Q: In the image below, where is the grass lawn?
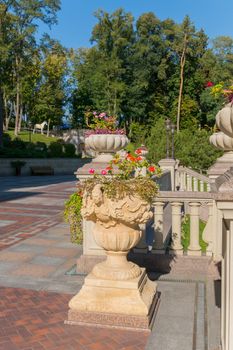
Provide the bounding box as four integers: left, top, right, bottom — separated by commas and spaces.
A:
5, 129, 59, 145
181, 214, 208, 253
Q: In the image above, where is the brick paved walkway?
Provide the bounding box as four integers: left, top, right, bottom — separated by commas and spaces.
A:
0, 287, 148, 350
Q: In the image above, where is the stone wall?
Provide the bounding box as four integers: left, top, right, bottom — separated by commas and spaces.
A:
0, 158, 91, 176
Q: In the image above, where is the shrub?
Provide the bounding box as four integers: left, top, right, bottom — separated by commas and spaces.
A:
35, 142, 47, 152
146, 118, 223, 172
64, 143, 76, 157
48, 142, 63, 157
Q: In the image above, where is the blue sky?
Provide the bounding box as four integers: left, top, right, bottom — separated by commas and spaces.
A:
38, 0, 233, 48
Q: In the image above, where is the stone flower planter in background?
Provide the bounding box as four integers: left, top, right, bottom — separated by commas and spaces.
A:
85, 133, 129, 162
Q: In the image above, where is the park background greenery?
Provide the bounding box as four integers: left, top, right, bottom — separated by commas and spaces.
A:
1, 1, 232, 170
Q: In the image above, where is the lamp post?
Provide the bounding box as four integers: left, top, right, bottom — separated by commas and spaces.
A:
165, 118, 171, 158
171, 123, 175, 159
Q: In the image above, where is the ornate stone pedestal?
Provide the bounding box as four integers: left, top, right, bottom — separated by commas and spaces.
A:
67, 183, 159, 330
66, 269, 158, 330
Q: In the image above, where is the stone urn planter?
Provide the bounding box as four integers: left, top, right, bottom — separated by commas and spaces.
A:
216, 103, 233, 138
85, 133, 129, 162
67, 183, 158, 330
210, 132, 233, 151
208, 104, 233, 179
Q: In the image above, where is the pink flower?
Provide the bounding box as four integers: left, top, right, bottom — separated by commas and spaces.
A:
135, 148, 142, 154
99, 112, 106, 118
101, 169, 107, 175
93, 111, 97, 115
205, 81, 214, 88
89, 168, 95, 174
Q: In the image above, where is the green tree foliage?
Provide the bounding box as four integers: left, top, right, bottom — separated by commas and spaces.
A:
0, 0, 61, 135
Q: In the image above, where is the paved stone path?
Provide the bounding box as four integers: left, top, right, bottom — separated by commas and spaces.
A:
0, 176, 150, 349
0, 176, 76, 249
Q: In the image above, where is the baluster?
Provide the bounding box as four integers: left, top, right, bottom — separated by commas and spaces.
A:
188, 202, 202, 256
175, 171, 180, 190
207, 183, 211, 192
202, 202, 213, 256
170, 202, 183, 255
193, 177, 198, 192
200, 180, 204, 192
179, 172, 185, 191
154, 202, 165, 252
187, 174, 192, 191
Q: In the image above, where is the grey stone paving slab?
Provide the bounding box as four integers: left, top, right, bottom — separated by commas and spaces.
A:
146, 281, 196, 350
55, 241, 77, 248
30, 256, 66, 266
0, 261, 19, 272
8, 244, 46, 253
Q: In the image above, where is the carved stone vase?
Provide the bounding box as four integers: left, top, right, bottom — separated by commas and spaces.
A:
67, 184, 158, 330
208, 104, 233, 179
85, 134, 129, 162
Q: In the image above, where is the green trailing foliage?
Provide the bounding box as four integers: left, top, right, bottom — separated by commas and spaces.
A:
64, 193, 83, 244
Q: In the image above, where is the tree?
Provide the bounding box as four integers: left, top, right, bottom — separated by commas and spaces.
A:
0, 0, 61, 136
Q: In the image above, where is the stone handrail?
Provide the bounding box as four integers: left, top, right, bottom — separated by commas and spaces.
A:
176, 166, 213, 192
152, 191, 215, 257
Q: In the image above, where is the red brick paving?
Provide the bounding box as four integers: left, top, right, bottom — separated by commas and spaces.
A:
0, 287, 148, 350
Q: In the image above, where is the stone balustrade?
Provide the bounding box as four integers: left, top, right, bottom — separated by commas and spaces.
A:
152, 191, 215, 257
176, 166, 213, 192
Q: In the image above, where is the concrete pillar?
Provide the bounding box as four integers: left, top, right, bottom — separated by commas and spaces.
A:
221, 221, 233, 350
188, 202, 202, 256
154, 202, 165, 251
158, 159, 177, 191
170, 202, 183, 255
207, 183, 211, 192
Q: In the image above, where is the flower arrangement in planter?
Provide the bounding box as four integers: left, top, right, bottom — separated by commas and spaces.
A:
210, 82, 233, 104
209, 82, 233, 138
68, 148, 160, 273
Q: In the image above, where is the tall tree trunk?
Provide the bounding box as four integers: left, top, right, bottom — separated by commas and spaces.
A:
113, 88, 117, 116
47, 118, 50, 137
3, 92, 12, 131
0, 89, 3, 147
176, 34, 188, 133
14, 56, 20, 136
18, 104, 23, 132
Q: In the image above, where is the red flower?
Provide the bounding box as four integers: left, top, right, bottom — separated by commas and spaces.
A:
89, 168, 95, 174
136, 156, 143, 161
101, 169, 107, 175
127, 154, 136, 162
135, 148, 142, 154
106, 166, 112, 171
148, 166, 156, 173
205, 81, 214, 88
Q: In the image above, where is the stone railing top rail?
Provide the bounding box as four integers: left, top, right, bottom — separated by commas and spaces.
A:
153, 190, 214, 203
177, 166, 212, 183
